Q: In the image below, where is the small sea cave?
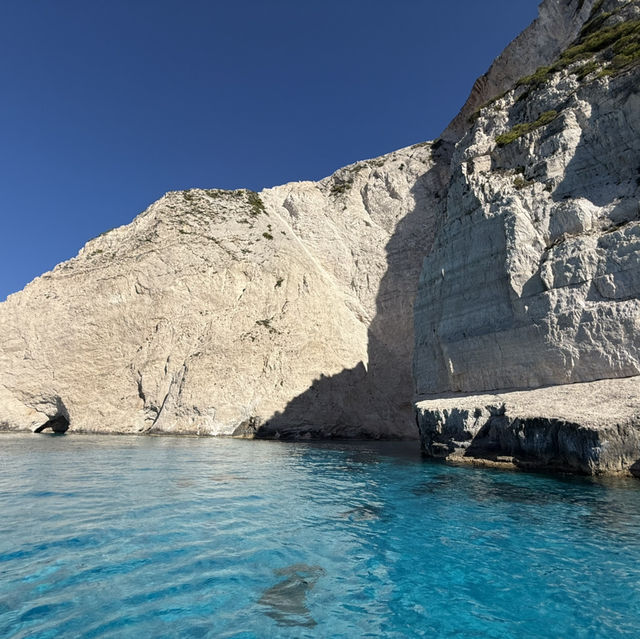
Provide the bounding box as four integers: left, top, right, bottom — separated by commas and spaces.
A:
34, 415, 70, 434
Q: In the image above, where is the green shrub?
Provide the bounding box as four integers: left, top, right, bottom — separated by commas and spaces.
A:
516, 65, 553, 89
513, 17, 640, 92
514, 176, 534, 190
610, 43, 640, 70
495, 110, 558, 147
575, 60, 599, 79
262, 232, 273, 240
330, 181, 351, 196
579, 10, 613, 39
246, 191, 266, 216
613, 30, 640, 56
559, 20, 640, 67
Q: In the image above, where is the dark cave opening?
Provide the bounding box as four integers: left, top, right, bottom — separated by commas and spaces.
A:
34, 415, 70, 434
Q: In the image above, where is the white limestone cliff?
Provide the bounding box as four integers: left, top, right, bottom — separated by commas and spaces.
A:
414, 0, 640, 474
415, 65, 640, 394
0, 145, 445, 438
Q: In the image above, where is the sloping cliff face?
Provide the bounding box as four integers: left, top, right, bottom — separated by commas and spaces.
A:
442, 0, 596, 141
414, 0, 640, 474
0, 144, 446, 438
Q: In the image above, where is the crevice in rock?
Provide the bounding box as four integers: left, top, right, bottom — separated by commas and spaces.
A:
135, 372, 146, 403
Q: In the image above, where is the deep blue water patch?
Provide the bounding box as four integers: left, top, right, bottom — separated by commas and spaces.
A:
0, 433, 639, 638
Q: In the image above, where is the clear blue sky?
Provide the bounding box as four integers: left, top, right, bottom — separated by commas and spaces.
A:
0, 0, 538, 300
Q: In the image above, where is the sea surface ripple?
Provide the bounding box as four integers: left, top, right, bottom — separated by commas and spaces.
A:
1, 434, 639, 638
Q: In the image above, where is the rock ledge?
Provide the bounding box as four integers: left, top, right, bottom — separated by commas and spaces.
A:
415, 376, 640, 476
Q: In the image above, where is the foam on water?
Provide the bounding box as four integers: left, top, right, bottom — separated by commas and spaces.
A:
1, 434, 639, 638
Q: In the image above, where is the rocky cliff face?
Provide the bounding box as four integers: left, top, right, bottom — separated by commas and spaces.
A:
0, 144, 446, 438
1, 0, 639, 474
442, 0, 597, 141
414, 0, 640, 474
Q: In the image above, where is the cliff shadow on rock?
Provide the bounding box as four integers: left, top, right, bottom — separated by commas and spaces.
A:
251, 143, 454, 441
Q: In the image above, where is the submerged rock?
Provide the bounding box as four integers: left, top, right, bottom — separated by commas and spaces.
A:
258, 564, 325, 628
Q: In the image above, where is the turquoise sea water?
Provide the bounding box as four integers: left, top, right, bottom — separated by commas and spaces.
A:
1, 434, 639, 638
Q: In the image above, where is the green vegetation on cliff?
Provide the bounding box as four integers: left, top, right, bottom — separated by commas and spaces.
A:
515, 15, 640, 94
495, 110, 558, 147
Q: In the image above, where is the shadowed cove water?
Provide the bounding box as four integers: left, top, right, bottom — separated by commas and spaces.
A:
1, 434, 639, 638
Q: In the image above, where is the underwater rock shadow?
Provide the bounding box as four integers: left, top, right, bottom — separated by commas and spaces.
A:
338, 503, 386, 522
258, 564, 325, 628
